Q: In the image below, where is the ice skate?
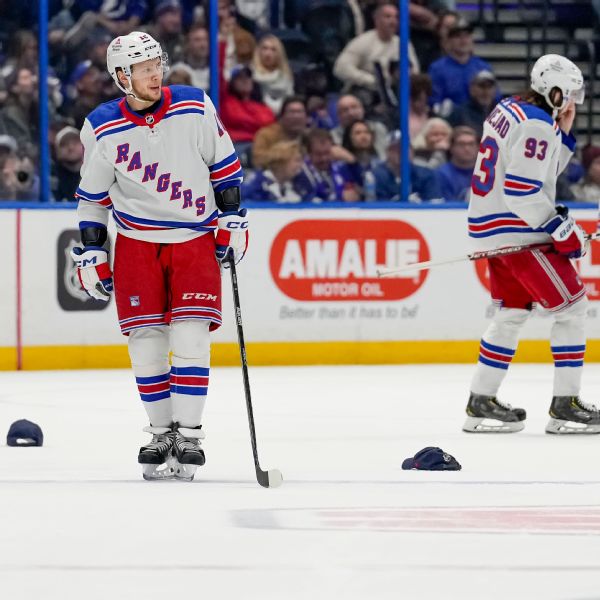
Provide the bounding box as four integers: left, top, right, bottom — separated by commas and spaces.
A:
138, 426, 176, 480
172, 424, 206, 481
545, 396, 600, 434
463, 393, 526, 433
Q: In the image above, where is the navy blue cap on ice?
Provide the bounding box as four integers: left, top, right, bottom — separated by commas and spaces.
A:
402, 447, 461, 471
6, 419, 44, 447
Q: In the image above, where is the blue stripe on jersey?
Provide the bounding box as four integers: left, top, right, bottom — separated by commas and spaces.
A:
500, 102, 522, 123
468, 212, 522, 224
164, 108, 205, 120
209, 152, 238, 173
113, 208, 218, 230
212, 172, 244, 193
85, 98, 123, 130
79, 220, 107, 231
96, 123, 137, 141
505, 173, 543, 187
469, 226, 537, 238
75, 187, 109, 201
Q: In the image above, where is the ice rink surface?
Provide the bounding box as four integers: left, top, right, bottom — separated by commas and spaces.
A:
1, 364, 599, 600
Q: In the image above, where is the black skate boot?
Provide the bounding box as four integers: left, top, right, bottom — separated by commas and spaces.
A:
463, 393, 526, 433
546, 396, 600, 434
138, 425, 176, 481
172, 424, 205, 481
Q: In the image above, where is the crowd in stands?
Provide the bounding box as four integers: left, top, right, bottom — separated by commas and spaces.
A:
0, 0, 598, 204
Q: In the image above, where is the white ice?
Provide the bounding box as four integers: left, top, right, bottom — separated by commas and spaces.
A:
1, 364, 600, 600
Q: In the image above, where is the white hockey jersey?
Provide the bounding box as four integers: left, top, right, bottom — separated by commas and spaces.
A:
75, 85, 243, 243
468, 97, 576, 250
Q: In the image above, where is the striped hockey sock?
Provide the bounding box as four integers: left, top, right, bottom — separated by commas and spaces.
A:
170, 365, 209, 428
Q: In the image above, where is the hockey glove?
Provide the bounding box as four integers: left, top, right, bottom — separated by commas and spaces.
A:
215, 208, 249, 266
541, 205, 587, 259
70, 246, 114, 301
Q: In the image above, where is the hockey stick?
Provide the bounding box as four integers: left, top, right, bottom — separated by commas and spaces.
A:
377, 232, 599, 278
227, 255, 283, 488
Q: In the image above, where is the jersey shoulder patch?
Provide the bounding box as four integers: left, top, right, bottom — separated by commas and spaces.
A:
86, 98, 123, 131
169, 85, 205, 105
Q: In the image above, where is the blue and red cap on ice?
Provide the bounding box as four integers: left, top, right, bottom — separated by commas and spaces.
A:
401, 447, 461, 471
6, 419, 44, 447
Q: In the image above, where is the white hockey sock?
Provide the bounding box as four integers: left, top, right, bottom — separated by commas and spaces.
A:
170, 320, 211, 428
550, 297, 587, 396
470, 308, 530, 397
128, 326, 172, 427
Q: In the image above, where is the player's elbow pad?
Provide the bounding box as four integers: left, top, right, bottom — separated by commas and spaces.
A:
215, 186, 241, 213
81, 225, 108, 248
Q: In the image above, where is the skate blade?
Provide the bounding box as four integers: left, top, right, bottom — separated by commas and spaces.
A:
173, 462, 198, 482
463, 416, 525, 433
142, 457, 177, 481
545, 418, 600, 435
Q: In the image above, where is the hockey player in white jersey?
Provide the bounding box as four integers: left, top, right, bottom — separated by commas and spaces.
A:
70, 32, 248, 479
464, 54, 600, 434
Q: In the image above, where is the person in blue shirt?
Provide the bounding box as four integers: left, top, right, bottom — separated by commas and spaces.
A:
373, 131, 441, 202
428, 19, 495, 115
242, 140, 304, 203
435, 125, 479, 202
293, 129, 359, 202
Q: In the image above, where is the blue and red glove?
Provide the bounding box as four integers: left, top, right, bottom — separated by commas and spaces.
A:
70, 246, 113, 301
215, 208, 249, 266
541, 205, 587, 259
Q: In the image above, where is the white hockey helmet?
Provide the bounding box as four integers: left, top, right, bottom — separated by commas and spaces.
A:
530, 54, 584, 111
106, 32, 168, 96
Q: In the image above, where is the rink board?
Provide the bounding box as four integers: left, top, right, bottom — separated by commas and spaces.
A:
1, 204, 599, 369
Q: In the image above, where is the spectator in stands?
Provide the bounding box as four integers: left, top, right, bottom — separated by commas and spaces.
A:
342, 119, 379, 192
52, 126, 84, 202
0, 67, 39, 154
64, 60, 105, 130
145, 0, 185, 64
0, 151, 39, 201
409, 73, 433, 139
0, 135, 17, 172
570, 145, 600, 203
252, 96, 308, 169
412, 117, 451, 169
334, 3, 420, 108
331, 94, 389, 159
61, 1, 148, 49
447, 70, 496, 137
242, 140, 304, 203
219, 64, 275, 146
409, 1, 454, 70
294, 129, 358, 203
251, 34, 294, 115
437, 10, 459, 54
165, 63, 193, 86
172, 25, 209, 90
219, 1, 256, 71
428, 18, 493, 115
373, 130, 441, 202
435, 125, 478, 201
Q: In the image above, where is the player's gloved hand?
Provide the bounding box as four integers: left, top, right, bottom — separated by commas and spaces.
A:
541, 205, 587, 259
70, 246, 114, 301
215, 208, 249, 267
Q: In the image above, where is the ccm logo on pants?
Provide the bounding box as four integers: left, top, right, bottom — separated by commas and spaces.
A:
182, 292, 218, 301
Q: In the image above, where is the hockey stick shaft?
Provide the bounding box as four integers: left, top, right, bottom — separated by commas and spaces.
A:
377, 233, 599, 277
227, 256, 282, 488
